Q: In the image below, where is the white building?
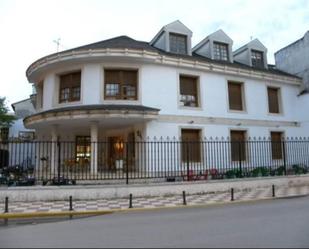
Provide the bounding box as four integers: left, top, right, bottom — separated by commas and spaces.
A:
22, 21, 309, 177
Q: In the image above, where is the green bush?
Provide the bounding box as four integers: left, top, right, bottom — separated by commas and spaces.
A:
251, 167, 270, 177
292, 164, 308, 175
275, 166, 285, 176
225, 169, 242, 179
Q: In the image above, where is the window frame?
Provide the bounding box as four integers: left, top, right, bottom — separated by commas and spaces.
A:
75, 136, 91, 162
0, 127, 9, 142
227, 81, 246, 112
230, 129, 247, 162
104, 69, 138, 101
181, 128, 202, 163
270, 131, 284, 160
59, 71, 81, 103
213, 41, 229, 61
179, 74, 200, 108
251, 49, 264, 68
169, 32, 188, 55
267, 86, 282, 115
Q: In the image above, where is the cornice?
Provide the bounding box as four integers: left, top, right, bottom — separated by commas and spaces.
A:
27, 48, 302, 86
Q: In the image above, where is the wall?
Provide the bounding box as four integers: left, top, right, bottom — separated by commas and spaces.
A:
34, 61, 307, 139
275, 32, 309, 89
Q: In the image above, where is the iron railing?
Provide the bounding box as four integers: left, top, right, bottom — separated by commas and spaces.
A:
0, 138, 309, 185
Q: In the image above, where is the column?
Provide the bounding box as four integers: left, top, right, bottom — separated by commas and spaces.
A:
50, 125, 58, 175
90, 122, 99, 175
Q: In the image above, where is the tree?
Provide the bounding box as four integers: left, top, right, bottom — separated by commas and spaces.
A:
0, 97, 16, 129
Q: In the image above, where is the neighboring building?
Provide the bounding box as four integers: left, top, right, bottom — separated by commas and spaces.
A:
0, 99, 35, 142
275, 31, 309, 91
275, 31, 309, 134
10, 99, 36, 140
22, 20, 308, 175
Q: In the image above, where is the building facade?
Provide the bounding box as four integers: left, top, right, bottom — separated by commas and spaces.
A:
22, 21, 309, 176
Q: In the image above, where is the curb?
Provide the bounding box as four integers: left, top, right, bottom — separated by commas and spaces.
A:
1, 194, 307, 220
0, 196, 277, 220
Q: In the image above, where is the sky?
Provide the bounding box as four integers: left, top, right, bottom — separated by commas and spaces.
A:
0, 0, 308, 109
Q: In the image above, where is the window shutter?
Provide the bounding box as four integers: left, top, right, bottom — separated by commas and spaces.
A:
105, 70, 121, 84
230, 130, 246, 161
271, 132, 283, 159
268, 88, 280, 113
181, 129, 201, 162
228, 82, 243, 111
123, 71, 137, 85
180, 76, 197, 95
60, 72, 81, 88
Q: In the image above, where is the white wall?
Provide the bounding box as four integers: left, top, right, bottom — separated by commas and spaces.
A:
35, 61, 308, 138
82, 64, 102, 105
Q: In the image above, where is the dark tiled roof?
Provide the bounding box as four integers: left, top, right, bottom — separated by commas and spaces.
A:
30, 104, 160, 116
63, 36, 158, 52
30, 35, 301, 79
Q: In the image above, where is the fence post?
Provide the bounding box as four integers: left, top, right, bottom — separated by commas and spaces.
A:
238, 141, 243, 178
183, 191, 187, 206
126, 142, 129, 185
282, 140, 287, 175
129, 194, 133, 208
231, 188, 234, 201
4, 197, 9, 213
57, 141, 61, 183
69, 196, 73, 211
272, 185, 275, 198
186, 141, 190, 181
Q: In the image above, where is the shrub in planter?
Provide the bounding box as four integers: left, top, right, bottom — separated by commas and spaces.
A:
251, 167, 270, 177
292, 164, 308, 175
225, 169, 242, 179
275, 166, 285, 176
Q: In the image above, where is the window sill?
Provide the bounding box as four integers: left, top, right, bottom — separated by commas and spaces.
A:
102, 99, 141, 105
228, 109, 247, 114
178, 105, 203, 111
267, 112, 284, 117
55, 101, 82, 108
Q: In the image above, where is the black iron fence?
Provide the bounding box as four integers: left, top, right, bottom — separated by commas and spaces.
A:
0, 138, 309, 186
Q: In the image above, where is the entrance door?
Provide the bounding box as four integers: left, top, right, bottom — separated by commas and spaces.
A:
108, 137, 124, 171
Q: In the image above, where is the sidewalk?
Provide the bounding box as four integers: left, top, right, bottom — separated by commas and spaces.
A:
1, 185, 309, 215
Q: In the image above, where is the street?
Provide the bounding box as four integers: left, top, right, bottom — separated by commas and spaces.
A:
1, 196, 309, 248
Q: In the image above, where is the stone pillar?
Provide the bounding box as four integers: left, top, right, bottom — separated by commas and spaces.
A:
90, 122, 99, 175
50, 125, 58, 175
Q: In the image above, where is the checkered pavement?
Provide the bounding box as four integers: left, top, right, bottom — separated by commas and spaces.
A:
1, 186, 309, 214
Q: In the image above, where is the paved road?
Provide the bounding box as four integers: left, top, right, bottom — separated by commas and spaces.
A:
1, 197, 309, 248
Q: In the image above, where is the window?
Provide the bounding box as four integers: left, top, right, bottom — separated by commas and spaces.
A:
180, 76, 199, 107
271, 132, 283, 160
267, 87, 281, 114
0, 127, 9, 141
181, 129, 201, 162
104, 70, 138, 100
230, 130, 247, 161
19, 131, 35, 141
213, 42, 229, 61
76, 136, 91, 162
251, 50, 264, 68
228, 81, 244, 111
169, 33, 187, 54
59, 72, 81, 103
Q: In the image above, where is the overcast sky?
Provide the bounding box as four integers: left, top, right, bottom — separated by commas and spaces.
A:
0, 0, 308, 109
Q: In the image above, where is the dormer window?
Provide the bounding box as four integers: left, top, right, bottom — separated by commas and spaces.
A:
213, 42, 229, 61
251, 50, 264, 68
169, 33, 187, 54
